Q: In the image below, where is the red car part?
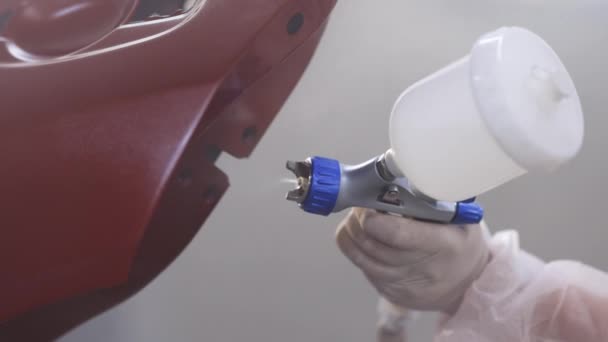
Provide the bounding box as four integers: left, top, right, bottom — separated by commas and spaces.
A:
0, 0, 336, 340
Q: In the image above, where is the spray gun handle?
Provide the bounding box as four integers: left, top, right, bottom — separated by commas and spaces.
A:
285, 155, 484, 224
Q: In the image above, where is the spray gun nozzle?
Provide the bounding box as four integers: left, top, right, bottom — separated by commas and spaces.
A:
285, 160, 312, 203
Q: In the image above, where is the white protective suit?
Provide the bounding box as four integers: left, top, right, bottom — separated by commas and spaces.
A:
379, 230, 608, 341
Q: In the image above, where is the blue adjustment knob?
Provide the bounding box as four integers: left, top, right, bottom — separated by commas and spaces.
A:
452, 202, 484, 224
301, 156, 341, 216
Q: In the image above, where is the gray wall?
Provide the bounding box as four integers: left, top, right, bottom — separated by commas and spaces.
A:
61, 1, 608, 341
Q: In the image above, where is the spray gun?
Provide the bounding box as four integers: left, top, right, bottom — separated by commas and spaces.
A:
284, 27, 584, 226
285, 151, 483, 224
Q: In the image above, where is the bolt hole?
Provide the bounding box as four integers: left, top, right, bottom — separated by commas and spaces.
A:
204, 186, 219, 205
0, 10, 13, 31
205, 145, 221, 162
287, 12, 304, 35
242, 126, 258, 145
177, 168, 193, 187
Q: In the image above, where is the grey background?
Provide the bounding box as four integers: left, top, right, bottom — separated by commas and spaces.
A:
61, 1, 608, 341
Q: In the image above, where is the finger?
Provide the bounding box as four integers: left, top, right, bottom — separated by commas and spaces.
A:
336, 222, 399, 280
432, 222, 482, 256
353, 209, 440, 251
343, 213, 412, 266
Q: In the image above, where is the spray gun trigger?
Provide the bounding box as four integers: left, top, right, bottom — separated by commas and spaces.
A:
380, 185, 402, 206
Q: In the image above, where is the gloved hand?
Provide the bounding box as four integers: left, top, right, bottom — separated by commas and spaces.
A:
336, 208, 491, 313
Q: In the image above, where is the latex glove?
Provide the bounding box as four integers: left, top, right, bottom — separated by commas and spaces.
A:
336, 208, 490, 313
